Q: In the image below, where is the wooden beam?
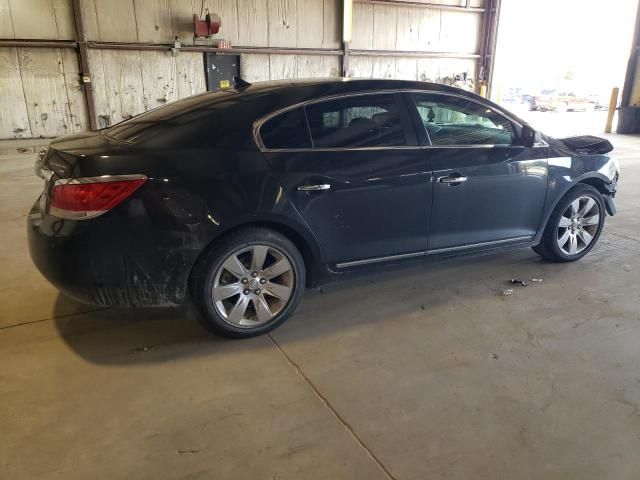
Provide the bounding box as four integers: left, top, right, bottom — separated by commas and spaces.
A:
0, 40, 343, 57
350, 49, 480, 59
0, 39, 482, 62
477, 0, 501, 96
0, 39, 77, 48
354, 0, 484, 13
621, 0, 640, 107
72, 0, 98, 131
342, 41, 351, 76
342, 0, 353, 76
92, 43, 344, 56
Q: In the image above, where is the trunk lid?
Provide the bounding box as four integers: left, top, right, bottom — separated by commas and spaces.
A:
39, 131, 131, 179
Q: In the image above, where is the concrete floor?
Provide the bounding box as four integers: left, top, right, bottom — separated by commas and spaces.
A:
1, 134, 640, 480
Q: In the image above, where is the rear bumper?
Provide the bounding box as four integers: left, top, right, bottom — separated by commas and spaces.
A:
27, 198, 191, 307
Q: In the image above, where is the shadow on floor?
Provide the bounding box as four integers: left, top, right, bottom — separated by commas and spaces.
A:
53, 248, 550, 366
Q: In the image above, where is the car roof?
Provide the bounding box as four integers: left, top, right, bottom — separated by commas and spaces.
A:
231, 77, 469, 98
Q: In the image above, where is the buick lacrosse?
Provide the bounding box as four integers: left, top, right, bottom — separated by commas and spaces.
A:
28, 79, 619, 337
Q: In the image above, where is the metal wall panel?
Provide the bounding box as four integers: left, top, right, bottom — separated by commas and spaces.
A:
0, 0, 482, 138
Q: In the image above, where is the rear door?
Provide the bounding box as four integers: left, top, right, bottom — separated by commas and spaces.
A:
407, 92, 549, 250
259, 92, 433, 267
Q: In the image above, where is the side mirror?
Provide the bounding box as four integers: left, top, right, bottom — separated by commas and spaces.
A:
520, 125, 541, 147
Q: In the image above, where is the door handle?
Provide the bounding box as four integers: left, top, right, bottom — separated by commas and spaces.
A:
438, 175, 468, 185
297, 184, 331, 192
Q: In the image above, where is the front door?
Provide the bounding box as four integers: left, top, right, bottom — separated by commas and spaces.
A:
407, 92, 548, 250
259, 92, 432, 267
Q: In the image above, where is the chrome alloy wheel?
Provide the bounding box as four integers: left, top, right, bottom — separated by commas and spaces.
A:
212, 245, 294, 327
556, 195, 601, 255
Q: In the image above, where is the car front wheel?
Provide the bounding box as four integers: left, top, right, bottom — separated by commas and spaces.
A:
191, 227, 305, 337
533, 184, 605, 262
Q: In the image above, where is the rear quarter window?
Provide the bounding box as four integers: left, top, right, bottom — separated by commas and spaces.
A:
260, 108, 311, 149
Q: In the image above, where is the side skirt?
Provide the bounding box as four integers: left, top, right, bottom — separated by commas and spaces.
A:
316, 238, 535, 289
334, 236, 533, 270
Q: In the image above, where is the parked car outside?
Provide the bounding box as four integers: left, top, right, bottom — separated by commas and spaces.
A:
29, 79, 620, 337
530, 90, 597, 112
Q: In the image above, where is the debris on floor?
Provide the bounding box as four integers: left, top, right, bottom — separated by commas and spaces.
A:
177, 449, 200, 455
500, 276, 546, 296
490, 353, 499, 360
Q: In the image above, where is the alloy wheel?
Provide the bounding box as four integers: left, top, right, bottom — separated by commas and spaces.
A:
212, 245, 294, 327
556, 195, 601, 255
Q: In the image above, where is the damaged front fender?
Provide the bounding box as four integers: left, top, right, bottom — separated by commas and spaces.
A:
533, 136, 620, 244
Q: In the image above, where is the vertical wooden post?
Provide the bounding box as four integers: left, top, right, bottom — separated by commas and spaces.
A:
620, 1, 640, 108
342, 0, 352, 77
477, 0, 501, 97
72, 0, 98, 130
618, 0, 640, 132
342, 41, 350, 77
605, 87, 620, 133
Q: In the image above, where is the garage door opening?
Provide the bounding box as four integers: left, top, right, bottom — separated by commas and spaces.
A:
491, 0, 638, 137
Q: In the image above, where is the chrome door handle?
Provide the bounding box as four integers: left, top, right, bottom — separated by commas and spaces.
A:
297, 184, 331, 192
438, 175, 468, 184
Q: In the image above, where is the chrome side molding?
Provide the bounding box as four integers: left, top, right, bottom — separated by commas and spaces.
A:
335, 235, 533, 269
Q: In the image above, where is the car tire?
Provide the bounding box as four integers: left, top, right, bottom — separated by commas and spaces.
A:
190, 227, 306, 338
532, 184, 606, 263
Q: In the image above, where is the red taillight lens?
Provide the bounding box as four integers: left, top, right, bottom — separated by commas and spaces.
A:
50, 176, 146, 220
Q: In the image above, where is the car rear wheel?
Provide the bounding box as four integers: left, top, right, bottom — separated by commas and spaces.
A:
533, 184, 605, 262
191, 227, 305, 337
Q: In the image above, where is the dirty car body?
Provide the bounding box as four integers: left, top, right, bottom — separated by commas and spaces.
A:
28, 79, 619, 308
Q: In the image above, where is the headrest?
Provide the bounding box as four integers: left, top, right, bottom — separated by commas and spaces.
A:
348, 117, 377, 128
373, 112, 397, 126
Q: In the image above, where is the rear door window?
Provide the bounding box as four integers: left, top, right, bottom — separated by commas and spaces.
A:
305, 93, 412, 148
260, 107, 311, 149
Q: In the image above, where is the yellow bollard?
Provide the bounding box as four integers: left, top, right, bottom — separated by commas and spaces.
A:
479, 84, 487, 98
604, 87, 619, 133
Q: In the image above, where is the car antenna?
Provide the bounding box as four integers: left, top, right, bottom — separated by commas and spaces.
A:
234, 76, 252, 90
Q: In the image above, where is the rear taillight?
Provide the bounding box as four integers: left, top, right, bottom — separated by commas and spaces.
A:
49, 175, 147, 220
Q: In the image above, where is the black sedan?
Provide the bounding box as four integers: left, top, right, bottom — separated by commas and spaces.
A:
28, 79, 620, 337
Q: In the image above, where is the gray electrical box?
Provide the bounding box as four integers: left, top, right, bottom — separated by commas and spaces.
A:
205, 54, 240, 91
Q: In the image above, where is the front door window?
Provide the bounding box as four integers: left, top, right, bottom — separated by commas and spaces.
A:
412, 94, 516, 146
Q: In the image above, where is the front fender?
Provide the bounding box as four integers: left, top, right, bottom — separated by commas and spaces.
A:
533, 154, 619, 244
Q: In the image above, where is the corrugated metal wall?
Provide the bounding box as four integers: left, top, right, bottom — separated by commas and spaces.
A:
350, 1, 480, 82
0, 0, 483, 139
